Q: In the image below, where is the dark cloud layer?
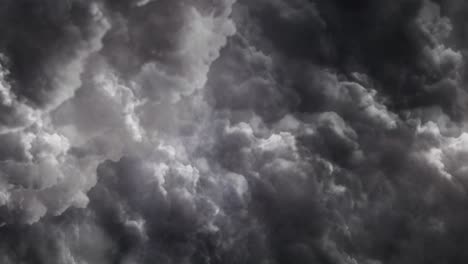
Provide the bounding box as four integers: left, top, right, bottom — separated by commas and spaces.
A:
0, 0, 468, 263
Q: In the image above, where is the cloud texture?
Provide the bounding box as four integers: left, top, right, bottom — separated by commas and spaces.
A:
1, 0, 468, 263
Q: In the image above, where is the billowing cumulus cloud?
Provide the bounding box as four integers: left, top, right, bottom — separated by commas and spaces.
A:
1, 0, 468, 263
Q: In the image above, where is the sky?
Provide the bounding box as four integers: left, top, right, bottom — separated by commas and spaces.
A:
0, 0, 468, 263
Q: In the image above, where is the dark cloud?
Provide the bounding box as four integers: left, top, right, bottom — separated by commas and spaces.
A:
0, 0, 467, 263
233, 0, 468, 121
0, 0, 109, 108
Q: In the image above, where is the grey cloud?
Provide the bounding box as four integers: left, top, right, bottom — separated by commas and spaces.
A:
1, 0, 468, 264
0, 0, 110, 109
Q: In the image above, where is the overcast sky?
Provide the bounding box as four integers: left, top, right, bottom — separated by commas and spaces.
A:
0, 0, 468, 263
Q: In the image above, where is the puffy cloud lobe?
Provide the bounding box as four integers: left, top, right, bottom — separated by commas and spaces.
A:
0, 123, 100, 225
100, 0, 236, 103
0, 0, 110, 109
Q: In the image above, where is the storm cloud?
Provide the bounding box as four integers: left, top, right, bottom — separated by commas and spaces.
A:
0, 0, 468, 263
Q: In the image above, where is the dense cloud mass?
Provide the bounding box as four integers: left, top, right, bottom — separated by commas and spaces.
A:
1, 0, 468, 263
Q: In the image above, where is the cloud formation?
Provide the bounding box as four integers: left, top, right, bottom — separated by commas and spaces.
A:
0, 0, 468, 263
